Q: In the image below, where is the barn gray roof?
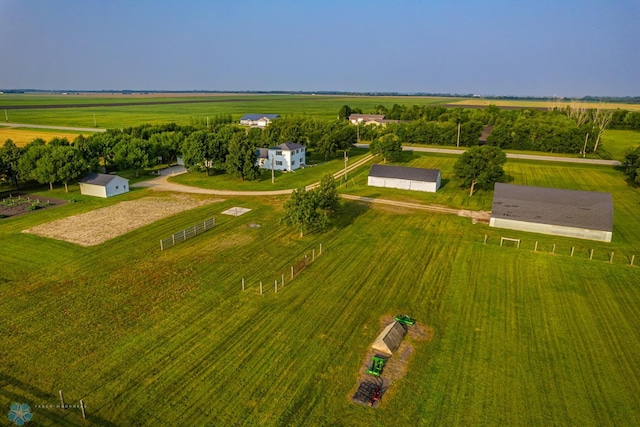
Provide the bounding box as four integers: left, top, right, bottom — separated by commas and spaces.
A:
240, 114, 280, 121
274, 142, 305, 151
80, 173, 127, 186
369, 164, 440, 182
491, 183, 613, 231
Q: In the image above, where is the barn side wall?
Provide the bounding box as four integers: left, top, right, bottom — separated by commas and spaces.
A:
79, 183, 107, 198
105, 178, 129, 198
367, 177, 438, 193
490, 217, 612, 242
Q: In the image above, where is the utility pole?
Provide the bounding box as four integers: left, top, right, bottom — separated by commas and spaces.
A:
271, 155, 275, 184
582, 133, 589, 158
456, 121, 461, 147
344, 150, 348, 187
356, 123, 360, 143
4, 109, 8, 121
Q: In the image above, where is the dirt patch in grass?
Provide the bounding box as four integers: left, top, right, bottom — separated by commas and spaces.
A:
0, 194, 66, 219
351, 315, 434, 407
22, 195, 223, 246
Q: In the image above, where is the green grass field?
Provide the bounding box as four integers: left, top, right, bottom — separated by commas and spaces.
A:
1, 150, 640, 425
601, 129, 640, 160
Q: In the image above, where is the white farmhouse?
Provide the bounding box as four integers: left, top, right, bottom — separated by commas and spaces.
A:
79, 173, 129, 198
240, 114, 280, 127
256, 142, 306, 172
368, 164, 441, 192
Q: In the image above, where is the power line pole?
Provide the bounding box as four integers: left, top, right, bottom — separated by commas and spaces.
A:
271, 155, 275, 184
344, 150, 348, 187
456, 121, 461, 147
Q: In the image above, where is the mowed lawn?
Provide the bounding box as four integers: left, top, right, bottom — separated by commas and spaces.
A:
1, 160, 640, 425
601, 129, 640, 161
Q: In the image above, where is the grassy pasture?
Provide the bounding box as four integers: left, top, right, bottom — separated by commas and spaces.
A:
0, 127, 96, 147
1, 154, 640, 425
601, 129, 640, 160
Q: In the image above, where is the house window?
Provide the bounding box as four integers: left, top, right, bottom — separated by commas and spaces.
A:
115, 186, 119, 189
276, 161, 283, 166
292, 160, 295, 165
276, 150, 282, 156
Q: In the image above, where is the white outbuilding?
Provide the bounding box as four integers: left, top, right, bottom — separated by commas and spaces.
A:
490, 183, 614, 242
368, 164, 441, 192
79, 173, 129, 198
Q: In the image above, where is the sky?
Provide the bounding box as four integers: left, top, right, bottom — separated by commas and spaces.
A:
1, 0, 639, 97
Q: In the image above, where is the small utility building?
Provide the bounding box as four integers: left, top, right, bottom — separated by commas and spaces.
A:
490, 183, 613, 242
79, 173, 129, 198
372, 321, 407, 357
368, 164, 441, 193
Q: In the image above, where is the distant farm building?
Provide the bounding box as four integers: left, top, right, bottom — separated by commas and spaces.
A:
79, 173, 129, 198
349, 113, 398, 126
372, 321, 407, 356
490, 183, 613, 242
256, 142, 306, 172
368, 164, 441, 193
240, 114, 280, 127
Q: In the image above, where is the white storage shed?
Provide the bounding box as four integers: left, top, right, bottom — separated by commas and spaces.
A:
79, 173, 130, 198
368, 164, 441, 192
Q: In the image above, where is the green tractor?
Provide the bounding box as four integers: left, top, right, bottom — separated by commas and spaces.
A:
365, 356, 386, 377
395, 314, 416, 326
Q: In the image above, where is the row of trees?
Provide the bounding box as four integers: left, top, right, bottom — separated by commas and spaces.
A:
622, 146, 640, 183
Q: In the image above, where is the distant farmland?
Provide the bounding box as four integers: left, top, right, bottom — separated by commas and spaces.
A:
0, 127, 96, 146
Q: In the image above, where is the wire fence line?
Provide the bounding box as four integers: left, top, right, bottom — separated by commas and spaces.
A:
160, 217, 215, 250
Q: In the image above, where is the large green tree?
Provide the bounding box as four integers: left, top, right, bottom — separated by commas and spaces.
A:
0, 139, 22, 189
52, 146, 88, 192
454, 145, 507, 196
225, 132, 259, 181
315, 174, 340, 216
281, 187, 327, 237
370, 133, 402, 163
622, 146, 640, 183
114, 136, 155, 177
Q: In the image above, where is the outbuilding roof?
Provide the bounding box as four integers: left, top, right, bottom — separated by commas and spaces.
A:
491, 183, 613, 231
349, 114, 386, 121
79, 173, 127, 186
240, 114, 280, 121
368, 164, 440, 182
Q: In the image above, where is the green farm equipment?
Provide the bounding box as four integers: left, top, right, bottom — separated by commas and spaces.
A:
365, 356, 386, 377
395, 314, 416, 326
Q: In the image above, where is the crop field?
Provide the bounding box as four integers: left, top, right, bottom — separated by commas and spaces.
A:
1, 150, 640, 425
0, 127, 96, 146
1, 94, 452, 129
449, 98, 640, 111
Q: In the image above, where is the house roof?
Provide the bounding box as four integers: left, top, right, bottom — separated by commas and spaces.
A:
369, 164, 440, 182
349, 114, 386, 121
79, 173, 127, 186
273, 142, 305, 151
491, 183, 613, 231
240, 114, 280, 121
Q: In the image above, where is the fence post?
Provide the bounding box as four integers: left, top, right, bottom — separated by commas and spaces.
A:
610, 252, 614, 264
282, 274, 285, 288
183, 229, 187, 241
319, 243, 322, 255
552, 244, 556, 254
631, 255, 635, 267
291, 266, 294, 279
275, 280, 278, 293
534, 241, 538, 252
242, 278, 245, 291
571, 247, 574, 257
172, 234, 175, 245
313, 249, 315, 261
260, 281, 263, 295
59, 390, 65, 409
590, 249, 594, 260
80, 400, 86, 419
160, 240, 164, 251
484, 234, 488, 245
